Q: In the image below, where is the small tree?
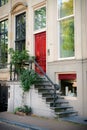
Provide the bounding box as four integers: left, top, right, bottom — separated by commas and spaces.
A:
8, 48, 40, 92
9, 48, 42, 108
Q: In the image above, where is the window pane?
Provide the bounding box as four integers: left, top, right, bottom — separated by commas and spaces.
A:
5, 0, 8, 3
0, 20, 8, 67
1, 21, 4, 33
34, 7, 46, 30
1, 0, 4, 6
5, 20, 8, 32
21, 13, 26, 24
60, 17, 74, 58
16, 27, 20, 40
1, 35, 4, 45
16, 13, 26, 51
0, 0, 8, 6
15, 41, 25, 51
58, 0, 73, 18
5, 33, 8, 44
16, 13, 26, 41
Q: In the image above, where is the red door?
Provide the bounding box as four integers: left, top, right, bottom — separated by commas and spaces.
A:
35, 32, 46, 74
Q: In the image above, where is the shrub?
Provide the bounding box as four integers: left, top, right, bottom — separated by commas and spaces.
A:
20, 69, 40, 92
8, 48, 40, 91
14, 105, 32, 115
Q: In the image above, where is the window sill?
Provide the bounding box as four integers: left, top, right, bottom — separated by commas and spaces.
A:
58, 56, 75, 61
64, 96, 77, 100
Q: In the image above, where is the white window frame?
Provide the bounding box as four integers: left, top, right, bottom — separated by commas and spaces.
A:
57, 0, 75, 60
33, 5, 46, 34
0, 19, 8, 68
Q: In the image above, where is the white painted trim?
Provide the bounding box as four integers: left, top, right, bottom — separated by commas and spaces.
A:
33, 4, 47, 72
33, 1, 46, 10
0, 14, 8, 22
58, 56, 75, 61
64, 96, 77, 100
58, 14, 74, 21
33, 28, 46, 34
57, 0, 75, 60
13, 10, 26, 17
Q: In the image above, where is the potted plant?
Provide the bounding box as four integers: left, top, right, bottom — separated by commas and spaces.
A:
14, 105, 32, 116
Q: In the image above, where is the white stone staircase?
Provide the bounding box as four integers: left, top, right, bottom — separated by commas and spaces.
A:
34, 77, 78, 118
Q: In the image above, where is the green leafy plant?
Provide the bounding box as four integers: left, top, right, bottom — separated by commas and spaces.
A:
8, 48, 34, 74
23, 105, 32, 114
8, 48, 41, 92
20, 69, 40, 92
9, 48, 42, 113
14, 105, 32, 115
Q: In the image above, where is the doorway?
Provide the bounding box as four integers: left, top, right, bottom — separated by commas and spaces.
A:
35, 31, 46, 74
0, 84, 8, 112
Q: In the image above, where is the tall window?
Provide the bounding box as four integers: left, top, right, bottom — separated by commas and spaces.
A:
0, 20, 8, 68
0, 0, 8, 7
15, 12, 26, 51
34, 6, 46, 31
58, 0, 74, 58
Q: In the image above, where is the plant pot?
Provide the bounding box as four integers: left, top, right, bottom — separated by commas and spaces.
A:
15, 111, 26, 116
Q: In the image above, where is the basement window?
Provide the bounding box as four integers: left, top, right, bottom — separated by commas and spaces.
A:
58, 73, 77, 97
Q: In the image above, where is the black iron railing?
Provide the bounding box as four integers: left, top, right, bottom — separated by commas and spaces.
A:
34, 60, 60, 106
9, 60, 60, 106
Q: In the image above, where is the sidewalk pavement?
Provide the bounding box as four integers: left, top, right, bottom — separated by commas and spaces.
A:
0, 112, 87, 130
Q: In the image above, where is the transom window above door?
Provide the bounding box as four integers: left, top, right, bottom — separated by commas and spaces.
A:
34, 6, 46, 31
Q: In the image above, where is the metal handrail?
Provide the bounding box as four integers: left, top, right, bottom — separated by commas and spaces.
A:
0, 61, 60, 90
34, 60, 60, 107
34, 60, 54, 85
9, 60, 60, 106
34, 60, 60, 90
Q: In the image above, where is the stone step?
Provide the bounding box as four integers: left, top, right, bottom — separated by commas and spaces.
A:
50, 100, 69, 107
38, 88, 54, 93
35, 84, 52, 88
35, 77, 78, 119
56, 110, 78, 118
35, 80, 51, 85
41, 92, 61, 97
51, 106, 73, 112
45, 96, 64, 102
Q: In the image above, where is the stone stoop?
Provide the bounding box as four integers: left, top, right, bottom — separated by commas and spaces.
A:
34, 77, 78, 118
